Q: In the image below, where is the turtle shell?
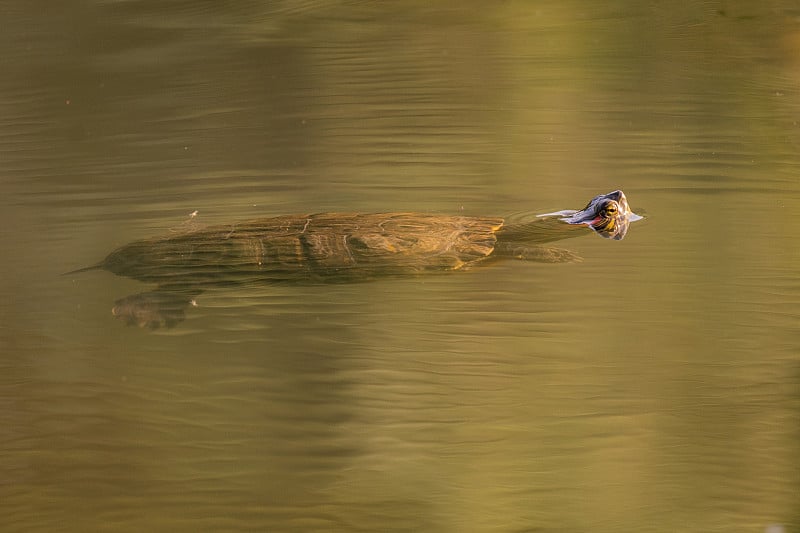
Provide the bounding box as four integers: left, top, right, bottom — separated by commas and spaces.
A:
99, 212, 506, 284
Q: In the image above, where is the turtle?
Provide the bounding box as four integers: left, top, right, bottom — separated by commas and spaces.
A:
66, 190, 641, 328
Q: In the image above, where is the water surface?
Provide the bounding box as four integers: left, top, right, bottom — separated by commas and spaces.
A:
2, 1, 799, 532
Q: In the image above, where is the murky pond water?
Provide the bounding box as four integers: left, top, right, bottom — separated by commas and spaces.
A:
2, 2, 799, 532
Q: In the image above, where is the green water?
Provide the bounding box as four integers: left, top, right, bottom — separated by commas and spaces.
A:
1, 2, 798, 532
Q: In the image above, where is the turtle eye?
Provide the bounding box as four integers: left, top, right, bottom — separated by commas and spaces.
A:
602, 202, 618, 217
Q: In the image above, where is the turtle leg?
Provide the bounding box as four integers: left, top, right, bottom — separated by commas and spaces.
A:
494, 243, 582, 264
112, 287, 201, 329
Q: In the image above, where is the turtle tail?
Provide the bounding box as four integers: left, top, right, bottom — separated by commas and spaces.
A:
61, 262, 105, 276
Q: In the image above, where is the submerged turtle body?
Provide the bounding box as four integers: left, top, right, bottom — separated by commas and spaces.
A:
100, 212, 508, 284
70, 190, 640, 328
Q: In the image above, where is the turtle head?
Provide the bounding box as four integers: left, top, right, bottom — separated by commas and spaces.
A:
563, 190, 641, 240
